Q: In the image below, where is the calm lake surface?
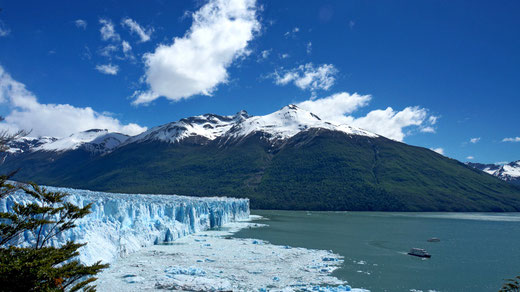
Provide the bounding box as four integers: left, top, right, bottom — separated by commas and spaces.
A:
233, 210, 520, 292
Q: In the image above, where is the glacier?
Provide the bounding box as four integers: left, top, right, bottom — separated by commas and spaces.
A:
0, 185, 249, 265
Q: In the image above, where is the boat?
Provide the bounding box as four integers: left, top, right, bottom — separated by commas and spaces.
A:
408, 248, 431, 258
427, 237, 440, 242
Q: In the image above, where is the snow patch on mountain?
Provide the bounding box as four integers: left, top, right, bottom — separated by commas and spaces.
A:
35, 129, 129, 152
468, 160, 520, 183
4, 136, 57, 154
495, 161, 520, 180
0, 186, 249, 265
124, 111, 248, 145
227, 104, 377, 141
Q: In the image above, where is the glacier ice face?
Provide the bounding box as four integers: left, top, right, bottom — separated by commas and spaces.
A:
0, 186, 249, 265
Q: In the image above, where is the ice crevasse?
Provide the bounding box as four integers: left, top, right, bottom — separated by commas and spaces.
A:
0, 186, 250, 265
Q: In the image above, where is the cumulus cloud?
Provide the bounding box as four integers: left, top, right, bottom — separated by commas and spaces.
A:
0, 66, 145, 137
297, 92, 371, 123
295, 92, 436, 141
95, 64, 119, 75
466, 156, 474, 160
431, 148, 444, 155
99, 19, 120, 41
273, 63, 337, 92
502, 137, 520, 142
75, 19, 87, 30
470, 137, 480, 144
347, 106, 429, 141
133, 0, 260, 105
121, 18, 152, 42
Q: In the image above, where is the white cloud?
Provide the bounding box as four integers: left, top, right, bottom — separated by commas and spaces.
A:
284, 27, 299, 37
428, 115, 438, 125
99, 41, 133, 60
99, 19, 120, 41
95, 64, 119, 75
466, 156, 474, 160
0, 21, 10, 37
502, 137, 520, 142
297, 92, 371, 123
273, 63, 337, 92
122, 41, 132, 53
348, 106, 428, 141
0, 66, 146, 137
470, 137, 480, 144
99, 44, 118, 57
121, 40, 134, 59
280, 53, 290, 59
259, 49, 271, 60
349, 20, 355, 30
75, 19, 87, 30
295, 92, 436, 141
121, 18, 152, 42
420, 126, 435, 133
0, 28, 9, 37
306, 42, 312, 54
431, 147, 444, 155
133, 0, 260, 105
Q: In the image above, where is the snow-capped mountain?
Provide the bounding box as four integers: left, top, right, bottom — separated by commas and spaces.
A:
4, 136, 58, 154
124, 104, 377, 146
468, 161, 520, 185
5, 129, 129, 155
6, 105, 377, 155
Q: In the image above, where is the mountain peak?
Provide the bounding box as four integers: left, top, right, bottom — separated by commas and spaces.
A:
6, 105, 379, 154
468, 160, 520, 185
35, 129, 128, 152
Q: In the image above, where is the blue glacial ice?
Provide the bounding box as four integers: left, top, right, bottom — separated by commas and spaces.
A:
0, 185, 249, 265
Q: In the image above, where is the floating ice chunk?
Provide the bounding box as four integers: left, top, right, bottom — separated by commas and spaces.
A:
122, 275, 144, 284
301, 285, 353, 291
156, 274, 232, 291
164, 266, 206, 276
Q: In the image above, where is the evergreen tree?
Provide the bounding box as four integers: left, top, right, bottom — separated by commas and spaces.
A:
500, 276, 520, 292
0, 128, 108, 291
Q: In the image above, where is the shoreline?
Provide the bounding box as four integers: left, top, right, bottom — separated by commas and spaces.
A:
96, 216, 368, 292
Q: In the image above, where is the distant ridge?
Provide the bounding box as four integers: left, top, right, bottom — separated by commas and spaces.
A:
467, 161, 520, 185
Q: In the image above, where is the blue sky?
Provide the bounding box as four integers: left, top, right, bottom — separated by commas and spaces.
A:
0, 0, 518, 163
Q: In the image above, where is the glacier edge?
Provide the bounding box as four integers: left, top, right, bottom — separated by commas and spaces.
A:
0, 186, 249, 265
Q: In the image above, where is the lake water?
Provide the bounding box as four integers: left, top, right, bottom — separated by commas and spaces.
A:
233, 210, 520, 292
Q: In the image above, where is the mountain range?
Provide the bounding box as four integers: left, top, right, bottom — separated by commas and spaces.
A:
467, 161, 520, 185
2, 105, 520, 211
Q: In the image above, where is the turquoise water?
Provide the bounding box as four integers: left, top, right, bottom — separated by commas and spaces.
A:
233, 211, 520, 292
